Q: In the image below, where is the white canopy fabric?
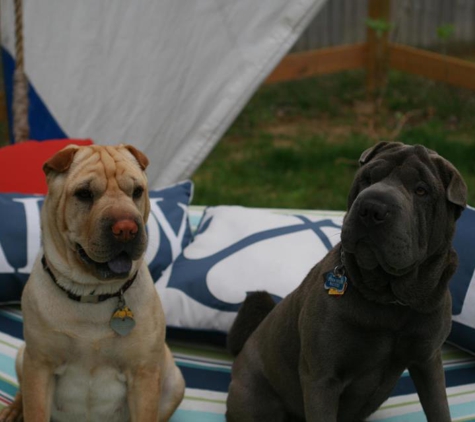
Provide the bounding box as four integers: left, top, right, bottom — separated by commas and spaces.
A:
1, 0, 327, 189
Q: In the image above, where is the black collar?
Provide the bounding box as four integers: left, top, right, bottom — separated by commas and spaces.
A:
41, 256, 138, 303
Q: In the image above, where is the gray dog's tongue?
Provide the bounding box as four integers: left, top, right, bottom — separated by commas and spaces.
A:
107, 252, 132, 274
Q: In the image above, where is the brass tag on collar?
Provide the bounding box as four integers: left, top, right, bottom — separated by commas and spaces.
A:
110, 293, 136, 337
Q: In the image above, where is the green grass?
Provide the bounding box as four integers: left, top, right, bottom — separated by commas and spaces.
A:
193, 70, 475, 210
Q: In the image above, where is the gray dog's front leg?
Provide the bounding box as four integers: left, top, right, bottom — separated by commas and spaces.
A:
300, 359, 341, 422
408, 350, 451, 422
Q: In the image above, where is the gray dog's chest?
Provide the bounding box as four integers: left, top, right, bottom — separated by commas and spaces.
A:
311, 289, 447, 371
326, 324, 425, 380
260, 278, 448, 418
328, 322, 439, 418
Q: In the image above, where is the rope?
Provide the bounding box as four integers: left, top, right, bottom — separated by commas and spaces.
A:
12, 0, 29, 143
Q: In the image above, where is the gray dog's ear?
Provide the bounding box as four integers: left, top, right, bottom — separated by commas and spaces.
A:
43, 146, 79, 176
359, 141, 403, 166
446, 168, 467, 209
124, 145, 149, 171
429, 151, 467, 209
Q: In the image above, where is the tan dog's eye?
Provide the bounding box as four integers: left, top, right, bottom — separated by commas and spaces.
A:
75, 188, 94, 201
133, 186, 144, 199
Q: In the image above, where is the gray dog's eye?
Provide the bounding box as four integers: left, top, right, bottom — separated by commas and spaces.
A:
75, 188, 94, 201
415, 186, 428, 197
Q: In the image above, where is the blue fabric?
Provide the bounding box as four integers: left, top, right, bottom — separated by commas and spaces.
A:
0, 311, 23, 339
162, 205, 475, 355
2, 48, 67, 142
391, 364, 475, 397
179, 365, 230, 393
451, 207, 475, 314
166, 214, 341, 313
0, 194, 42, 302
0, 181, 194, 303
449, 206, 475, 354
147, 181, 194, 281
450, 322, 475, 355
3, 307, 473, 401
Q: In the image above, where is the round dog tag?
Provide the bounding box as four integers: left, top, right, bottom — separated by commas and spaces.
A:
110, 306, 136, 336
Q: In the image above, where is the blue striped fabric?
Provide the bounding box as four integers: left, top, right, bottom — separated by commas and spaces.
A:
0, 307, 474, 421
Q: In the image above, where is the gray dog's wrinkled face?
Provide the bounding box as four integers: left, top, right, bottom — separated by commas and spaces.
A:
341, 142, 466, 282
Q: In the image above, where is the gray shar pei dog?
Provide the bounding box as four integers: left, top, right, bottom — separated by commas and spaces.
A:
226, 142, 467, 422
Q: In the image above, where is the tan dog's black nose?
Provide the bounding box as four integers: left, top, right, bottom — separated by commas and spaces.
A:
112, 219, 138, 242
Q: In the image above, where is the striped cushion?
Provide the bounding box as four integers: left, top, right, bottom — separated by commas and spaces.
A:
0, 307, 474, 421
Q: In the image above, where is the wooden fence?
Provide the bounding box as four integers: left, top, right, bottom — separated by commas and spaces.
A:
267, 0, 475, 93
293, 0, 475, 53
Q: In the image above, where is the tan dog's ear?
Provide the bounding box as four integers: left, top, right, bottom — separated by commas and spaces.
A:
43, 146, 79, 176
124, 145, 149, 170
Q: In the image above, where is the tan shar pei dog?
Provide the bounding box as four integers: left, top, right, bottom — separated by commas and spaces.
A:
0, 144, 185, 422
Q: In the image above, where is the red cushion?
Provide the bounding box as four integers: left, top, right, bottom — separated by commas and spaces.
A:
0, 139, 94, 194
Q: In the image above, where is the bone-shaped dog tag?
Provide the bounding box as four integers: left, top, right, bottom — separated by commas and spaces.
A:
110, 293, 136, 336
323, 267, 348, 296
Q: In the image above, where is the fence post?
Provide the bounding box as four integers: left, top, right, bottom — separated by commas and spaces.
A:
366, 0, 391, 98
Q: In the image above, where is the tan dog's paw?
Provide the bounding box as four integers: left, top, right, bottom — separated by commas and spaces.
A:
0, 392, 23, 422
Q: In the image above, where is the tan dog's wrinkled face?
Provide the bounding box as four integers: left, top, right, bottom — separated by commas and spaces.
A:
43, 144, 150, 281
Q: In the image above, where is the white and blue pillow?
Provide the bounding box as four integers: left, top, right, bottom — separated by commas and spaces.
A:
449, 205, 475, 354
0, 180, 194, 303
2, 192, 474, 356
157, 204, 475, 356
156, 206, 344, 333
145, 182, 194, 281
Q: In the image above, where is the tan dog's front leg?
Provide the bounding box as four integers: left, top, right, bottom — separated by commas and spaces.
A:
21, 348, 54, 422
127, 365, 161, 422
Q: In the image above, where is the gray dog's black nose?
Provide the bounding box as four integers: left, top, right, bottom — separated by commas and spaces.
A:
358, 200, 389, 226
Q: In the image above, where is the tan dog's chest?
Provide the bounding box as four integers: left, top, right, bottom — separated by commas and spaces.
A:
52, 362, 129, 422
22, 261, 165, 422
